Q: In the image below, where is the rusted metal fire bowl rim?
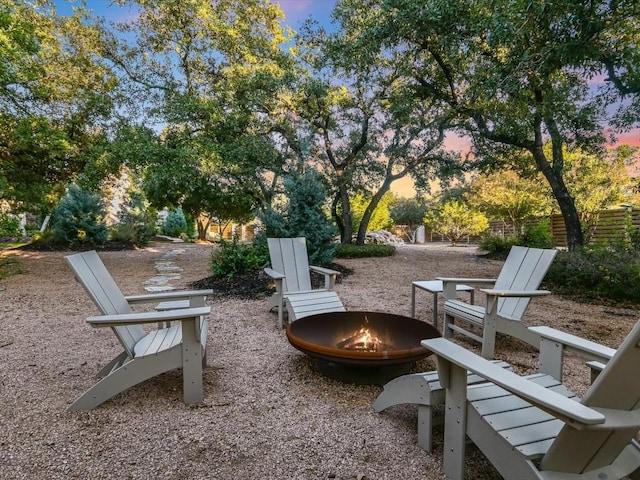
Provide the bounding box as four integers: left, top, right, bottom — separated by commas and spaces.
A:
286, 311, 441, 368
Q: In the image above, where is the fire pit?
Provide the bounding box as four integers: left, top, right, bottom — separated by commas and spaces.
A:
286, 311, 440, 384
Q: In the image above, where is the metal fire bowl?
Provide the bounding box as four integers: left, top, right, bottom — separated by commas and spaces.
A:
286, 311, 441, 368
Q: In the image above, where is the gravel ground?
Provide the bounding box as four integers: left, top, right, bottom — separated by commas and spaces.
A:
1, 242, 638, 480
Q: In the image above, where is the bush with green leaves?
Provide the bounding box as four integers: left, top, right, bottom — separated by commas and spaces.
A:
334, 243, 396, 259
0, 214, 20, 237
260, 169, 338, 266
163, 208, 188, 237
545, 237, 640, 303
51, 185, 108, 245
111, 192, 157, 245
480, 220, 553, 255
521, 220, 554, 249
211, 238, 270, 278
479, 235, 520, 256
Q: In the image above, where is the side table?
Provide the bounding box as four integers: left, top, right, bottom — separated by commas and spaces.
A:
411, 280, 475, 328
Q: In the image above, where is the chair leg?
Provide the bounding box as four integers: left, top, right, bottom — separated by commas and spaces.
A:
417, 405, 435, 452
67, 353, 181, 411
443, 313, 454, 340
95, 351, 129, 378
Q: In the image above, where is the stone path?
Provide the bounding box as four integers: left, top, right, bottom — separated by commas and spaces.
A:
143, 246, 192, 292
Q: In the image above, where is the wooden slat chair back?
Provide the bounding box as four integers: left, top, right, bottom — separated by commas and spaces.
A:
265, 237, 345, 329
542, 319, 640, 473
493, 246, 558, 321
66, 250, 144, 358
267, 237, 313, 294
440, 245, 557, 358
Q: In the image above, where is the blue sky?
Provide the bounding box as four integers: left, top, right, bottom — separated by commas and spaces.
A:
55, 0, 339, 31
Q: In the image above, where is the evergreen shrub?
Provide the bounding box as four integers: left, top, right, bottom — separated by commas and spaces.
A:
51, 186, 108, 245
163, 208, 188, 237
545, 234, 640, 303
260, 169, 338, 266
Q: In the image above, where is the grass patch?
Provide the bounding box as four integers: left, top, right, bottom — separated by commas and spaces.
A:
0, 253, 23, 281
334, 243, 396, 259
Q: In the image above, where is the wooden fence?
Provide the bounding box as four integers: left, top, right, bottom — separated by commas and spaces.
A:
484, 208, 640, 247
550, 208, 640, 247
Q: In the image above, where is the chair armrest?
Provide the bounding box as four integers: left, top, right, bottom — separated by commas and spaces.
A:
309, 265, 341, 276
530, 325, 616, 366
422, 337, 605, 426
309, 266, 340, 290
264, 267, 286, 280
439, 278, 496, 300
437, 277, 497, 285
125, 289, 213, 304
479, 289, 551, 297
86, 307, 210, 328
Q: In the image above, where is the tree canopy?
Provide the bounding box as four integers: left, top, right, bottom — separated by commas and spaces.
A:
0, 0, 638, 248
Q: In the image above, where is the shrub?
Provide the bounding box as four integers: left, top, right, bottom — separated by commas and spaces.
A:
334, 243, 396, 259
51, 185, 108, 245
115, 192, 157, 245
163, 208, 188, 237
522, 220, 554, 249
260, 169, 337, 266
479, 235, 519, 256
0, 214, 20, 237
211, 238, 270, 278
545, 242, 640, 303
480, 220, 553, 256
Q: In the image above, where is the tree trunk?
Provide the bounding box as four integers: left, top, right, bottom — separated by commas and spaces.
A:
530, 147, 583, 251
336, 178, 353, 244
356, 179, 393, 244
196, 213, 210, 241
533, 113, 584, 251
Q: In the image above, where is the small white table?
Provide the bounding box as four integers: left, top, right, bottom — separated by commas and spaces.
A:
411, 280, 475, 328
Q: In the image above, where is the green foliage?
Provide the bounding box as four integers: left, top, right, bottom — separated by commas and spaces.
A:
163, 208, 188, 237
260, 169, 338, 266
479, 235, 520, 256
210, 238, 270, 278
112, 190, 157, 245
522, 220, 554, 249
467, 170, 553, 235
545, 238, 640, 303
334, 243, 396, 259
0, 214, 20, 237
51, 185, 108, 245
425, 200, 489, 246
480, 220, 553, 255
351, 192, 394, 232
390, 198, 428, 243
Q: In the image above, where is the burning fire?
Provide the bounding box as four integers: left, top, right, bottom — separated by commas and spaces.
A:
337, 316, 391, 352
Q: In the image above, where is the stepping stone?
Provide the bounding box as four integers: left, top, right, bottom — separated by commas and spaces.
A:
144, 285, 176, 292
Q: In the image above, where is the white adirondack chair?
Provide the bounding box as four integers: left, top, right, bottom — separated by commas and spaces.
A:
65, 250, 212, 411
372, 359, 512, 452
372, 326, 616, 454
422, 320, 640, 480
264, 237, 345, 329
438, 246, 557, 358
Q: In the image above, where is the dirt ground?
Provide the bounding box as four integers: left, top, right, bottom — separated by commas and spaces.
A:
1, 242, 638, 480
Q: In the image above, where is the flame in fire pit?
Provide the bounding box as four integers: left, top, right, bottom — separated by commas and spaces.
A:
336, 316, 393, 352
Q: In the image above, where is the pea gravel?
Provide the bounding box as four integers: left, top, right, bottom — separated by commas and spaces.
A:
1, 243, 637, 480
